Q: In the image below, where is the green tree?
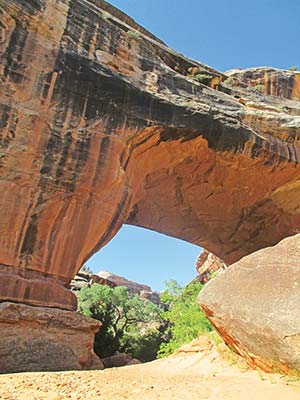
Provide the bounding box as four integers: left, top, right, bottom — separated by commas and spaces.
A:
78, 284, 164, 360
158, 281, 213, 357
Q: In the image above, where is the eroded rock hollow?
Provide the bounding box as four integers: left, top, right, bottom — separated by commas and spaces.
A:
0, 0, 300, 371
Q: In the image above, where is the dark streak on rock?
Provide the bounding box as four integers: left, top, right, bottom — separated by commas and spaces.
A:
3, 19, 28, 83
20, 214, 38, 257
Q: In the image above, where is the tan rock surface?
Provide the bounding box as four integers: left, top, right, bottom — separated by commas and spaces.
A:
199, 234, 300, 373
1, 346, 300, 400
0, 302, 103, 373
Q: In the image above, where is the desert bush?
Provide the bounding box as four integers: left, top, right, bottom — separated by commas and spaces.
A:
158, 280, 213, 357
127, 30, 141, 40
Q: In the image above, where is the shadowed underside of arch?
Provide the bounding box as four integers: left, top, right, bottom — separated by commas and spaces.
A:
0, 0, 300, 310
0, 0, 300, 373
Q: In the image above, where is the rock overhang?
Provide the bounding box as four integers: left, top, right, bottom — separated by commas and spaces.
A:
0, 0, 299, 304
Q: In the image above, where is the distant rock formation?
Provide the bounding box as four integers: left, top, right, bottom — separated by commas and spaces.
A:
97, 271, 161, 304
98, 270, 152, 294
195, 250, 227, 284
71, 269, 161, 305
70, 271, 116, 293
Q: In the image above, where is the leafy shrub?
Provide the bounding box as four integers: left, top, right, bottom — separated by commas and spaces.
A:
288, 66, 298, 72
158, 280, 213, 357
127, 30, 141, 40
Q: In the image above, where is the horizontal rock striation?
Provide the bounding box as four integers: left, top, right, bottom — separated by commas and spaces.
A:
0, 302, 103, 373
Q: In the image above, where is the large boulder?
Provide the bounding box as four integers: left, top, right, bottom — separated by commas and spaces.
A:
101, 352, 141, 368
199, 234, 300, 372
0, 302, 104, 373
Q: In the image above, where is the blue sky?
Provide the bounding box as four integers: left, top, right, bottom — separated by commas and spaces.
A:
87, 0, 300, 291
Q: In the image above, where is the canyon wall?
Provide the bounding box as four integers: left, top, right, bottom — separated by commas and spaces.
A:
0, 0, 300, 371
1, 0, 300, 310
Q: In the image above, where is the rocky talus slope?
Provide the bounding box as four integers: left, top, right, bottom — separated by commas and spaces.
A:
0, 0, 300, 371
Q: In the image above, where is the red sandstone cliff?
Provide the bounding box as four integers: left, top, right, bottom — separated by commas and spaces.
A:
1, 0, 300, 311
1, 0, 300, 373
195, 250, 227, 284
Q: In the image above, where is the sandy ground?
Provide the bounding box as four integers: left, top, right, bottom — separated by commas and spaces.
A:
1, 349, 300, 400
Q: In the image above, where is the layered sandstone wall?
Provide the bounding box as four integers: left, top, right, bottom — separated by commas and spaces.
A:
1, 0, 300, 374
226, 67, 300, 101
0, 0, 300, 309
0, 302, 103, 373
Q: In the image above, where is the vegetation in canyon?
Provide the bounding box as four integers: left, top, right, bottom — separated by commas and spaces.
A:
158, 280, 213, 357
78, 284, 164, 360
78, 280, 213, 362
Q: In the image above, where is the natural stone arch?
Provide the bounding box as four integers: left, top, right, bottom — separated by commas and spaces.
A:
1, 0, 300, 373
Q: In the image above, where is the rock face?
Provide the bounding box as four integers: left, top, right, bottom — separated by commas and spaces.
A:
199, 234, 300, 373
226, 67, 300, 101
1, 0, 300, 372
70, 271, 116, 293
97, 271, 161, 303
0, 302, 103, 373
195, 250, 227, 284
1, 0, 300, 311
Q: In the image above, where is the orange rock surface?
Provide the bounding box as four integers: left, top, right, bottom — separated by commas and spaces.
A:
1, 0, 300, 310
1, 0, 300, 373
195, 249, 227, 284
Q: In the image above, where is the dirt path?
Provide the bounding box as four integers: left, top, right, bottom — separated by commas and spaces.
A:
1, 349, 300, 400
